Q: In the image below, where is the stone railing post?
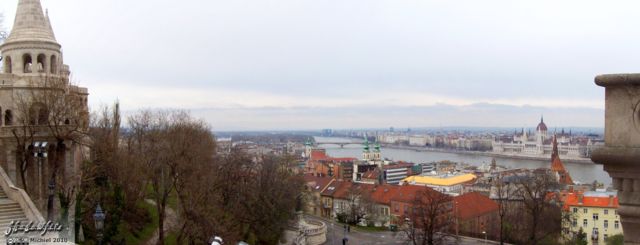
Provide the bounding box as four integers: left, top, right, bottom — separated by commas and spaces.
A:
592, 73, 640, 244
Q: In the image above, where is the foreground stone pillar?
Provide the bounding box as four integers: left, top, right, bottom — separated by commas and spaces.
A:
592, 73, 640, 245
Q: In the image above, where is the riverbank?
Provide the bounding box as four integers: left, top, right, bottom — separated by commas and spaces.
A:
381, 144, 595, 164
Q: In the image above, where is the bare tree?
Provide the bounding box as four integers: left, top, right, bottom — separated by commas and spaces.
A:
403, 187, 454, 245
0, 12, 7, 42
493, 174, 516, 245
81, 107, 304, 244
513, 170, 561, 245
9, 75, 86, 191
343, 184, 374, 225
10, 92, 39, 191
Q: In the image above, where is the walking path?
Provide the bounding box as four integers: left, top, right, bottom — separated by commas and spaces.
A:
144, 199, 178, 245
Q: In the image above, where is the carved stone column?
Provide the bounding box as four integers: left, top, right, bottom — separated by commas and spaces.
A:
591, 73, 640, 244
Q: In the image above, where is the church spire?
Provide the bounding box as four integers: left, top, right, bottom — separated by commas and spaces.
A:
552, 134, 559, 160
3, 0, 58, 45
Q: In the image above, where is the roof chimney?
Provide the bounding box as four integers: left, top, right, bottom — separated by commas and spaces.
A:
578, 193, 584, 205
609, 195, 614, 207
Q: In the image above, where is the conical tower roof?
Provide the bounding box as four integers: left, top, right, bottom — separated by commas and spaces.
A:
3, 0, 58, 45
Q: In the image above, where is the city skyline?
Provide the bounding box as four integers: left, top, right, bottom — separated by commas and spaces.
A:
2, 0, 638, 130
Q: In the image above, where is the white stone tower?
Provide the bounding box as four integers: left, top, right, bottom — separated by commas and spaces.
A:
1, 0, 65, 76
0, 1, 89, 240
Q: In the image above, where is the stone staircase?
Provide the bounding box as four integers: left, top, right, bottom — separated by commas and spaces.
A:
0, 187, 29, 243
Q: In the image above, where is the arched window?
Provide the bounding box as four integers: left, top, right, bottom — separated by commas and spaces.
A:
29, 106, 36, 125
3, 56, 11, 73
22, 54, 32, 73
37, 54, 46, 73
29, 104, 49, 125
38, 107, 48, 125
4, 110, 13, 126
50, 55, 57, 74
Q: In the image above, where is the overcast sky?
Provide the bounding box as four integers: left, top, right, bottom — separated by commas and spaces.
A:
2, 0, 638, 131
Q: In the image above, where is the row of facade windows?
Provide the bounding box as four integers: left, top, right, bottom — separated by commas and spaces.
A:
573, 218, 620, 229
0, 108, 55, 126
2, 54, 58, 74
572, 207, 617, 216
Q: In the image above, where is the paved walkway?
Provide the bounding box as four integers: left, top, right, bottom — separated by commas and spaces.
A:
144, 199, 178, 245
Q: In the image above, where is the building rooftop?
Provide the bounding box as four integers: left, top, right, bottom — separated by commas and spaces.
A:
370, 185, 400, 205
402, 174, 477, 186
303, 175, 334, 192
3, 0, 58, 46
454, 192, 498, 220
390, 185, 439, 203
563, 192, 619, 210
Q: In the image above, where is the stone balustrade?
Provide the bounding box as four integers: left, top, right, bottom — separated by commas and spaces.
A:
0, 163, 44, 223
301, 219, 327, 245
592, 73, 640, 245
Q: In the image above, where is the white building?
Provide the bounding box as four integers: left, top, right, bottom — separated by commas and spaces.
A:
492, 117, 598, 158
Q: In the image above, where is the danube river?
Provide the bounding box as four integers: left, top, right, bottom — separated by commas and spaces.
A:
314, 137, 612, 187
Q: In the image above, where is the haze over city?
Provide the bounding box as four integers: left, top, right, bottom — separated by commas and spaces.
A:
3, 0, 640, 130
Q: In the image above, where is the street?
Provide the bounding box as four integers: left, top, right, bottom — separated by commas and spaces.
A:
306, 215, 500, 245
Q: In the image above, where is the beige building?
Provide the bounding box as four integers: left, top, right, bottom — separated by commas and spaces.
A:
0, 0, 89, 239
563, 191, 622, 244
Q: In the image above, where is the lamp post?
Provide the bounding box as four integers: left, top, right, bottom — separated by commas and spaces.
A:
47, 179, 55, 221
482, 231, 487, 243
33, 142, 48, 211
93, 204, 105, 245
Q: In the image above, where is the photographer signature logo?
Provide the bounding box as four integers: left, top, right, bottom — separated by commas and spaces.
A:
4, 220, 63, 237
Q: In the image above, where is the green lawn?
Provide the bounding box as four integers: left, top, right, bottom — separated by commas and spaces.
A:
165, 232, 179, 245
120, 200, 159, 244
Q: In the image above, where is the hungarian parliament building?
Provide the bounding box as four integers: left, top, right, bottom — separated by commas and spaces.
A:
492, 117, 602, 159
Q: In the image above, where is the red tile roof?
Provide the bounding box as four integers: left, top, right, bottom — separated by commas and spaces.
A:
551, 156, 574, 185
362, 168, 381, 180
371, 185, 400, 205
310, 150, 329, 161
303, 175, 334, 192
453, 192, 498, 220
563, 192, 619, 210
310, 149, 356, 163
391, 185, 440, 203
331, 181, 354, 199
321, 180, 345, 197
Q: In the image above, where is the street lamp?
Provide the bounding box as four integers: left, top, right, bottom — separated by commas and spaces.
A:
93, 204, 105, 245
47, 179, 55, 221
482, 231, 487, 243
33, 141, 48, 211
